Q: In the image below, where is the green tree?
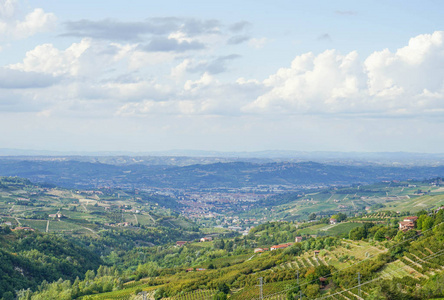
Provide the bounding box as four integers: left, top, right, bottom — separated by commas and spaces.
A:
213, 292, 227, 300
304, 284, 320, 298
349, 227, 366, 240
154, 287, 166, 300
217, 282, 230, 294
2, 292, 14, 300
422, 216, 434, 230
374, 228, 387, 241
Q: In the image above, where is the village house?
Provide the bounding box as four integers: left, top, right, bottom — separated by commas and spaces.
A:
295, 236, 303, 243
329, 218, 337, 225
399, 221, 415, 231
176, 241, 188, 247
200, 237, 212, 242
270, 243, 292, 251
254, 247, 269, 253
48, 212, 63, 219
403, 216, 418, 223
399, 216, 418, 231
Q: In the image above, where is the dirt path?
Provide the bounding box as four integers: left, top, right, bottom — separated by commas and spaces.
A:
15, 217, 21, 225
46, 220, 49, 232
247, 254, 256, 261
78, 224, 99, 237
145, 213, 156, 223
133, 214, 138, 225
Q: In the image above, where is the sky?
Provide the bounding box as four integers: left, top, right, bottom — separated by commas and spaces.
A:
1, 0, 444, 153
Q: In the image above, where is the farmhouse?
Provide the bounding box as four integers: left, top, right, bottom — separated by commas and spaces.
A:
270, 243, 292, 251
254, 247, 269, 253
329, 218, 337, 225
295, 236, 303, 243
49, 213, 63, 219
399, 216, 418, 231
403, 216, 418, 223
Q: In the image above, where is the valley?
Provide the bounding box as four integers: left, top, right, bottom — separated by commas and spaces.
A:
1, 158, 444, 299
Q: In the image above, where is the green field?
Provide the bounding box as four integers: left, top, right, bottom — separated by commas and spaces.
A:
19, 219, 48, 232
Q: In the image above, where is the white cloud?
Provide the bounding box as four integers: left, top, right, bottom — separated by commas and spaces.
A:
9, 39, 91, 76
244, 31, 444, 116
0, 1, 56, 39
5, 30, 444, 121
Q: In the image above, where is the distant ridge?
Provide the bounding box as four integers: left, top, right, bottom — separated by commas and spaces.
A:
2, 148, 444, 166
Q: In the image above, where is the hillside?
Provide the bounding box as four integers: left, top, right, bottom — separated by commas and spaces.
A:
16, 209, 444, 300
1, 176, 444, 299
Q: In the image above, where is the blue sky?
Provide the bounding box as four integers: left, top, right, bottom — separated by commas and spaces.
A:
1, 0, 444, 153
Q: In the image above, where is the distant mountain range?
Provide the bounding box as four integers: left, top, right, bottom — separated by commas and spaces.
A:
1, 158, 444, 190
2, 148, 444, 166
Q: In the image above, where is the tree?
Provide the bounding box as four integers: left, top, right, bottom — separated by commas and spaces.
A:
304, 284, 320, 298
349, 227, 366, 240
374, 228, 387, 241
154, 287, 166, 300
213, 292, 227, 300
422, 216, 434, 230
217, 282, 230, 294
308, 213, 316, 221
2, 292, 14, 300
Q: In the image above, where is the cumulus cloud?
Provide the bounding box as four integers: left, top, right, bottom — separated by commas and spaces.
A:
6, 28, 444, 121
9, 39, 92, 76
0, 0, 56, 40
244, 31, 444, 117
117, 71, 266, 117
9, 39, 141, 77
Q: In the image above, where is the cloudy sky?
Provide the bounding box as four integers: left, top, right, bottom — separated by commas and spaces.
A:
1, 0, 444, 153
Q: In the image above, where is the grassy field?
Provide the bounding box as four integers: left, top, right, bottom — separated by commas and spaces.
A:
370, 193, 444, 214
20, 219, 48, 232
48, 220, 85, 232
298, 224, 328, 235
